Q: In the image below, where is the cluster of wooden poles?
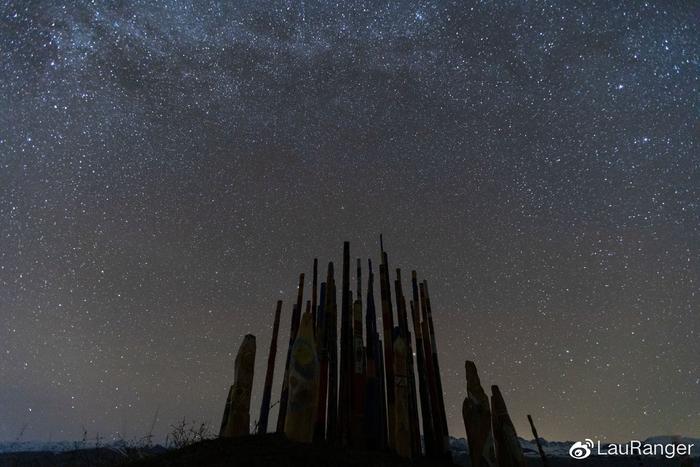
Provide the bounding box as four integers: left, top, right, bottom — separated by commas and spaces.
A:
218, 239, 539, 466
218, 239, 450, 459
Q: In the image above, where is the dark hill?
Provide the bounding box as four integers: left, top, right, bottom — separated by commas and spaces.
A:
128, 433, 456, 467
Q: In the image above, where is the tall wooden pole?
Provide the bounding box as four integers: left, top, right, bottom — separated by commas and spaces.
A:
419, 282, 445, 455
311, 258, 318, 331
325, 262, 338, 442
338, 242, 353, 445
394, 270, 421, 457
276, 273, 305, 432
527, 414, 549, 467
364, 259, 386, 450
284, 304, 319, 443
424, 280, 449, 454
411, 272, 435, 456
392, 332, 411, 458
258, 301, 282, 434
377, 341, 388, 448
314, 282, 328, 441
379, 236, 396, 448
351, 261, 366, 447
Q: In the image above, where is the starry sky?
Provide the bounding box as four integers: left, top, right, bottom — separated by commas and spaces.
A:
1, 0, 698, 444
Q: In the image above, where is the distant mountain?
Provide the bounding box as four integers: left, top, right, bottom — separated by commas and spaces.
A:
0, 440, 166, 454
0, 441, 78, 453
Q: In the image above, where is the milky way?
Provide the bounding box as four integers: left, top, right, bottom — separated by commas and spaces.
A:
0, 1, 697, 443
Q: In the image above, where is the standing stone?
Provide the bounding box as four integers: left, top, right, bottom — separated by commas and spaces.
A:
393, 332, 411, 458
220, 334, 256, 438
284, 308, 320, 443
491, 385, 526, 467
218, 385, 234, 437
462, 361, 497, 467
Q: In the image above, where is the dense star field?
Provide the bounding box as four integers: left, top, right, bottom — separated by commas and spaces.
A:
0, 0, 697, 444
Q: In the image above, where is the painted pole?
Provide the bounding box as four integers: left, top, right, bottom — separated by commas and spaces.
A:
258, 301, 282, 434
284, 305, 320, 443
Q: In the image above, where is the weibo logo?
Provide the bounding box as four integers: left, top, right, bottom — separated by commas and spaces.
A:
569, 439, 594, 459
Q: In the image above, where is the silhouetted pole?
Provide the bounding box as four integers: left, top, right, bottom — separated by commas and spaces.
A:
338, 242, 353, 445
311, 258, 318, 331
313, 281, 328, 441
276, 273, 305, 432
392, 332, 411, 458
419, 282, 442, 455
379, 235, 396, 448
219, 387, 233, 436
325, 262, 339, 442
394, 269, 421, 457
364, 259, 386, 450
411, 272, 435, 456
527, 414, 549, 467
284, 304, 319, 442
220, 334, 256, 437
377, 341, 388, 448
491, 385, 526, 467
351, 263, 366, 447
463, 360, 497, 467
258, 301, 282, 434
424, 280, 450, 454
356, 258, 362, 302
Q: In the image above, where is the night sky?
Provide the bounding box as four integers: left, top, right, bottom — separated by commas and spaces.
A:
1, 0, 698, 444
